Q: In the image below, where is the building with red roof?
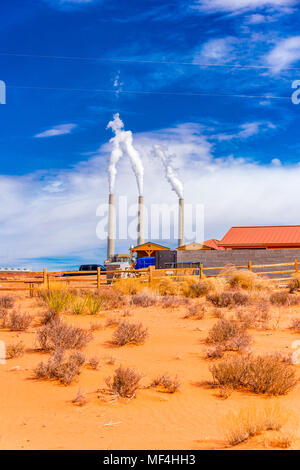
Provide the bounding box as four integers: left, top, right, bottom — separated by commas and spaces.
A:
219, 225, 300, 250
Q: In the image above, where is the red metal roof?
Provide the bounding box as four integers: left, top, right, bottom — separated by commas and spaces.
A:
203, 239, 224, 250
220, 225, 300, 248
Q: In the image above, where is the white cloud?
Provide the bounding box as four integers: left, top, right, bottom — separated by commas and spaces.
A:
35, 123, 77, 138
266, 36, 300, 72
271, 158, 281, 166
1, 120, 299, 269
194, 38, 236, 64
192, 0, 296, 15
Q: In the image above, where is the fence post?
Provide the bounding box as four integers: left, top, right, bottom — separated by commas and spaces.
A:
295, 259, 299, 274
43, 268, 48, 288
149, 265, 154, 284
248, 261, 252, 272
200, 263, 204, 279
97, 267, 101, 289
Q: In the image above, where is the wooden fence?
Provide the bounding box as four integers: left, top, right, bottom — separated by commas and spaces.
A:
0, 259, 298, 293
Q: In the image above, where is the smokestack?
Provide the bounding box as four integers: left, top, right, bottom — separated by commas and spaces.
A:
137, 195, 145, 246
178, 197, 184, 247
107, 193, 115, 260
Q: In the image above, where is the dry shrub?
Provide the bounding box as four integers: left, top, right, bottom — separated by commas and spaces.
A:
236, 303, 271, 330
114, 279, 144, 296
210, 354, 296, 395
36, 318, 92, 351
39, 310, 60, 325
105, 365, 142, 398
156, 277, 179, 296
160, 295, 190, 309
184, 304, 206, 320
6, 341, 25, 359
0, 296, 15, 309
131, 292, 157, 307
105, 316, 120, 328
0, 308, 8, 327
268, 431, 294, 449
34, 349, 85, 385
87, 356, 100, 370
207, 291, 250, 308
7, 311, 32, 331
270, 291, 290, 306
112, 321, 148, 346
150, 374, 180, 393
222, 402, 296, 447
95, 288, 126, 309
206, 318, 251, 353
289, 274, 300, 293
290, 317, 300, 330
72, 389, 87, 406
89, 321, 102, 331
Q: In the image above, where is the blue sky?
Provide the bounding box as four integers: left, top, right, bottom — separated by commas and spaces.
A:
1, 0, 300, 270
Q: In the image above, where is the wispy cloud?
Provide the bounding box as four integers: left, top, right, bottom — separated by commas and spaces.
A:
43, 0, 99, 10
214, 121, 276, 141
191, 0, 297, 15
35, 123, 77, 138
265, 36, 300, 72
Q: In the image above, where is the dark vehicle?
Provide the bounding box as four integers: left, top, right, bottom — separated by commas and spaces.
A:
62, 264, 106, 277
79, 264, 106, 272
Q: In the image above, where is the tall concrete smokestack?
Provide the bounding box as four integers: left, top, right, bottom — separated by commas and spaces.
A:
107, 194, 115, 260
137, 195, 145, 246
178, 197, 184, 247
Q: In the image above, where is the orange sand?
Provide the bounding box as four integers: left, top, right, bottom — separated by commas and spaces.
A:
1, 291, 300, 450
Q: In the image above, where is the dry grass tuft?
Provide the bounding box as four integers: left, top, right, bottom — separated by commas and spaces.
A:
112, 321, 148, 346
156, 277, 179, 296
105, 366, 142, 398
222, 267, 272, 291
181, 277, 226, 299
40, 289, 70, 314
36, 318, 92, 351
210, 354, 296, 395
6, 341, 25, 359
114, 279, 144, 296
150, 374, 180, 393
222, 402, 296, 447
289, 274, 300, 293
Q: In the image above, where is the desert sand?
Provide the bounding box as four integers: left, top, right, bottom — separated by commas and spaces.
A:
1, 286, 300, 450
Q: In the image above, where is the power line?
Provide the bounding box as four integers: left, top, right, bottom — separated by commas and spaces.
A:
0, 51, 298, 71
7, 84, 291, 100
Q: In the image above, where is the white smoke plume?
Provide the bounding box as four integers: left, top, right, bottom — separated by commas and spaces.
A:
107, 113, 144, 195
154, 144, 184, 198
